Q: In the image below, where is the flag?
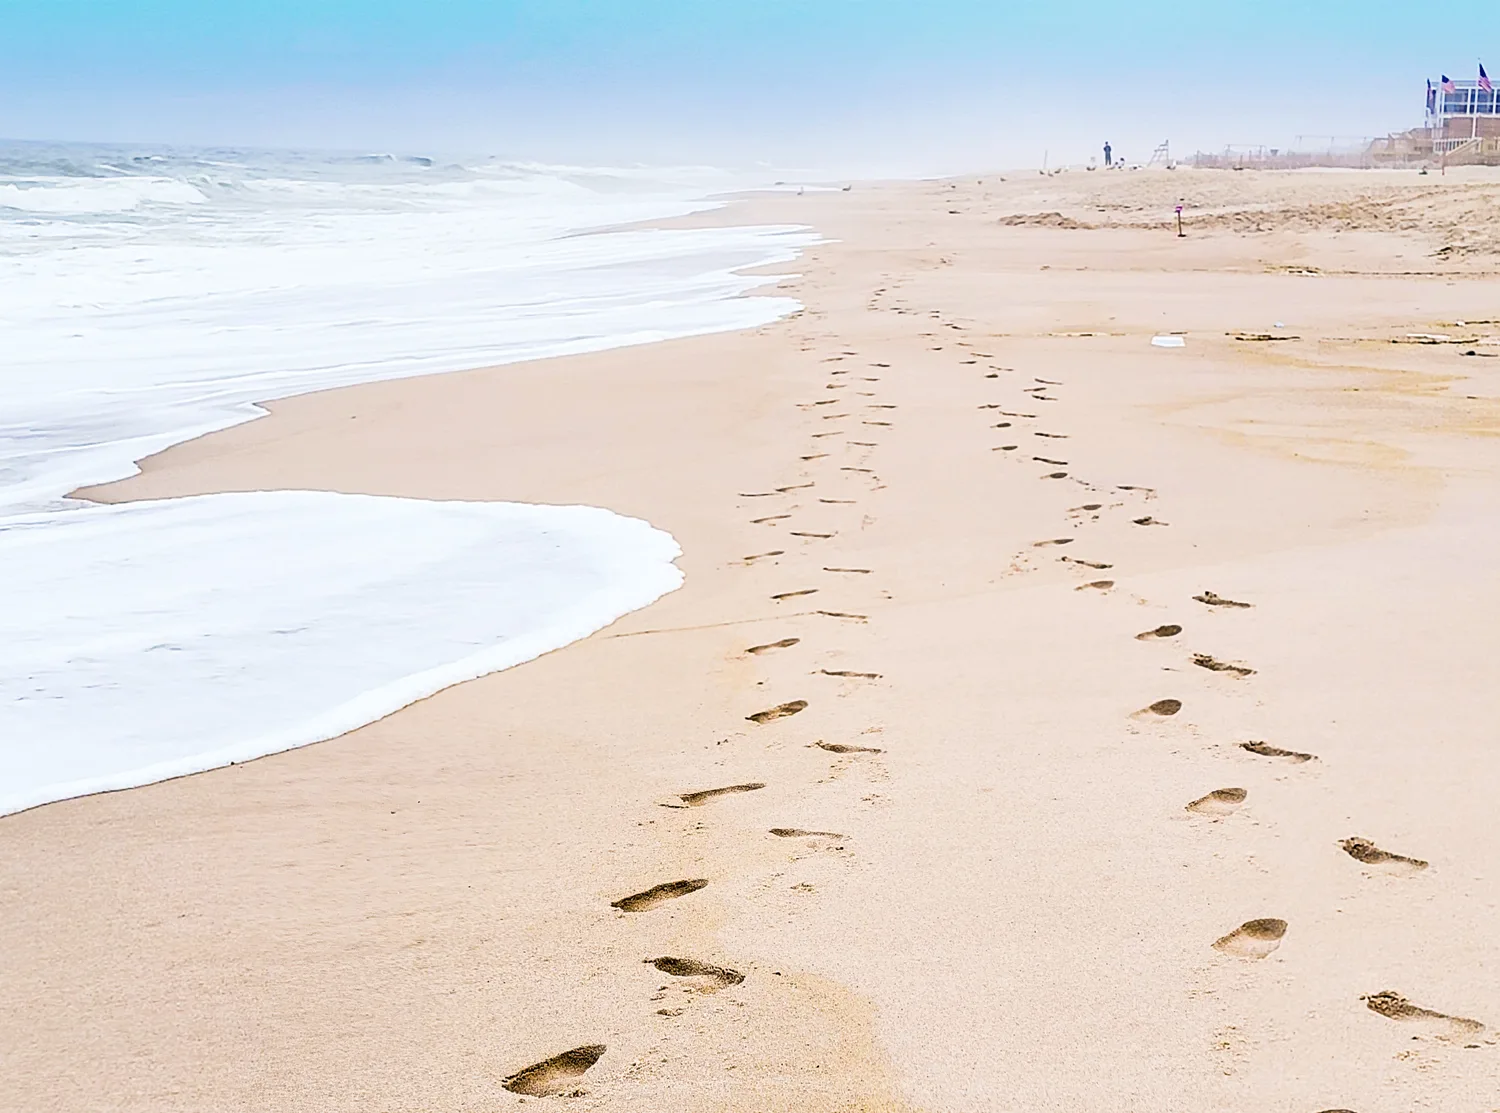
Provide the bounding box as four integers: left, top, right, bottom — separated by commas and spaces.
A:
1427, 79, 1437, 113
1441, 75, 1457, 94
1481, 64, 1493, 94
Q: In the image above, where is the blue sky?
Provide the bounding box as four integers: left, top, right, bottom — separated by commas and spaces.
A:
2, 1, 1497, 170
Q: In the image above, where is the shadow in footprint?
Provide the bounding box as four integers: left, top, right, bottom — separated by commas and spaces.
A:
503, 1046, 607, 1097
663, 783, 766, 809
820, 668, 881, 679
770, 828, 846, 839
772, 589, 818, 600
612, 880, 708, 913
814, 741, 884, 754
1136, 624, 1182, 640
1187, 787, 1247, 816
1193, 653, 1255, 677
648, 956, 745, 989
1077, 580, 1114, 591
1241, 741, 1315, 763
1340, 838, 1428, 875
740, 550, 785, 564
1135, 698, 1182, 717
1033, 538, 1074, 547
1062, 556, 1113, 570
1363, 992, 1486, 1042
1195, 591, 1252, 608
747, 638, 799, 655
748, 700, 808, 723
1214, 918, 1287, 959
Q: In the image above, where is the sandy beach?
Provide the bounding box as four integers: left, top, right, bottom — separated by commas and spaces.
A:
7, 167, 1500, 1111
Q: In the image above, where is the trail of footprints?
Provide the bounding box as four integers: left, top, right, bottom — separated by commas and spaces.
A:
944, 313, 1492, 1091
504, 316, 1488, 1100
504, 334, 895, 1097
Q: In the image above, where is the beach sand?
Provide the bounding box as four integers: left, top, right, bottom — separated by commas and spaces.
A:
6, 168, 1500, 1111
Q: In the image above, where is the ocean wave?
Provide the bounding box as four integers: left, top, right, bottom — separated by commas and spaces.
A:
0, 140, 816, 812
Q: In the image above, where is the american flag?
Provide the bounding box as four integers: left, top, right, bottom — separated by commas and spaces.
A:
1441, 75, 1457, 94
1481, 64, 1493, 94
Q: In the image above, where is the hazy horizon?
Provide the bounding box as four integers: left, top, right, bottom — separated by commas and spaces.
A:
4, 2, 1497, 175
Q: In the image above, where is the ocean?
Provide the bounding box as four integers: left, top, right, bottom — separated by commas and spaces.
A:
0, 141, 818, 815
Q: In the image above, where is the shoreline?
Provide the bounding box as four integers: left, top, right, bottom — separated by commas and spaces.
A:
7, 170, 1500, 1110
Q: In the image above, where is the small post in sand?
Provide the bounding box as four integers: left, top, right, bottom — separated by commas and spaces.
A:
1175, 205, 1185, 237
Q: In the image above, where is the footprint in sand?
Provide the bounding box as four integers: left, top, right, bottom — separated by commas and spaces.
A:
611, 880, 709, 913
1043, 472, 1069, 480
747, 638, 799, 655
502, 1046, 607, 1096
824, 566, 872, 574
1033, 537, 1074, 547
790, 531, 835, 539
1186, 787, 1247, 816
660, 783, 766, 809
814, 740, 884, 754
770, 828, 847, 840
1213, 918, 1287, 959
747, 700, 808, 723
1240, 741, 1316, 763
647, 956, 745, 989
739, 550, 784, 564
801, 453, 829, 461
819, 498, 856, 504
994, 445, 1020, 452
817, 610, 868, 622
1340, 838, 1429, 875
819, 668, 882, 679
751, 514, 791, 525
1061, 556, 1112, 570
777, 482, 815, 492
1036, 432, 1069, 439
1076, 580, 1115, 591
1192, 653, 1255, 677
1034, 456, 1068, 465
1136, 624, 1183, 640
1133, 516, 1168, 526
1363, 992, 1488, 1043
771, 589, 818, 601
1135, 698, 1183, 717
1195, 591, 1252, 608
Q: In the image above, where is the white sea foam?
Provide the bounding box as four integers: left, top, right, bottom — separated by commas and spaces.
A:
0, 492, 683, 816
0, 143, 817, 814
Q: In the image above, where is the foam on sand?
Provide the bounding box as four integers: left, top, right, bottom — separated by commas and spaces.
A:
0, 492, 683, 816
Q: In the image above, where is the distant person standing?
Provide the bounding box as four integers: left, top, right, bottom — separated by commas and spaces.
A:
1103, 141, 1112, 167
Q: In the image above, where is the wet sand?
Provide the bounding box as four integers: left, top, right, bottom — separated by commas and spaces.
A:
6, 168, 1500, 1111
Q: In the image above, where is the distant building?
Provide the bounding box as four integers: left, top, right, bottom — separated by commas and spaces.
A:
1428, 78, 1500, 152
1368, 77, 1500, 165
